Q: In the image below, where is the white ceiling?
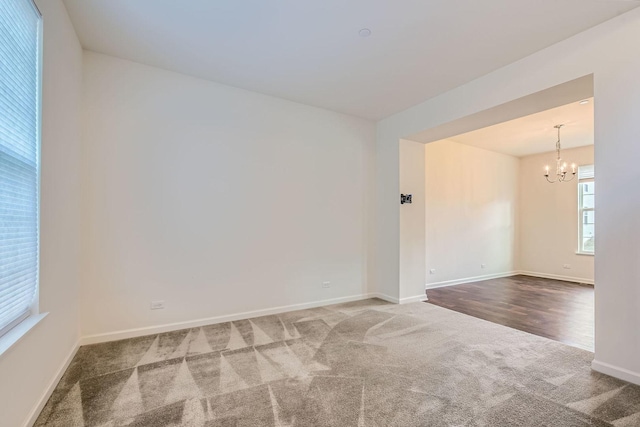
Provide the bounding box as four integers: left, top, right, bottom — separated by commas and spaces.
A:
62, 0, 638, 120
448, 98, 594, 157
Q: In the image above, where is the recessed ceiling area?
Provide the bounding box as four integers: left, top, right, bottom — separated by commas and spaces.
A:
447, 98, 594, 157
61, 0, 637, 120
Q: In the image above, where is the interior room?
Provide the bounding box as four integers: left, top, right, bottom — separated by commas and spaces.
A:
416, 98, 596, 351
2, 1, 640, 426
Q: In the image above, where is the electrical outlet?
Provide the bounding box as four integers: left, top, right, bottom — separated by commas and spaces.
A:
322, 281, 331, 288
563, 264, 571, 269
150, 300, 165, 310
481, 263, 486, 269
429, 269, 436, 275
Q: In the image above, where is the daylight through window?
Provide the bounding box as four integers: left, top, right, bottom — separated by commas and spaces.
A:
0, 0, 42, 337
578, 165, 595, 254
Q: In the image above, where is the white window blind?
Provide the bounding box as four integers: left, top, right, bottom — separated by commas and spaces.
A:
0, 0, 41, 337
578, 164, 594, 180
578, 164, 595, 254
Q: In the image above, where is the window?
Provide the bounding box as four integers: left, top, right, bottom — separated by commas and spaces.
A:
0, 0, 42, 338
578, 165, 594, 254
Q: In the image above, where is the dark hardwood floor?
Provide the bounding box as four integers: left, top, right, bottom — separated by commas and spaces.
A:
425, 275, 594, 351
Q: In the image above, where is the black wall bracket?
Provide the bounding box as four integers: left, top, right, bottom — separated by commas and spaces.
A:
400, 194, 412, 205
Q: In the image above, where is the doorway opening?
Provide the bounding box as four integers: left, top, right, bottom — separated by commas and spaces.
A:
399, 75, 595, 351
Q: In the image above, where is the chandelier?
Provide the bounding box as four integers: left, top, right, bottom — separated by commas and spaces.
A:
544, 124, 576, 183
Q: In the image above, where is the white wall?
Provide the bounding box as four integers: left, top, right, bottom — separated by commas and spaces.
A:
424, 140, 519, 287
0, 1, 83, 426
399, 139, 426, 302
81, 52, 375, 338
376, 8, 640, 384
519, 145, 594, 283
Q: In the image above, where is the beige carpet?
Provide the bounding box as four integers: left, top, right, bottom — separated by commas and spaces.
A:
35, 299, 640, 426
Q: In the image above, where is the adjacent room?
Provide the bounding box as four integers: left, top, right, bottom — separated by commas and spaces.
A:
2, 1, 640, 426
419, 98, 596, 351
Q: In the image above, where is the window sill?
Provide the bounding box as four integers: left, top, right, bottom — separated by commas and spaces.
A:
575, 251, 595, 256
0, 312, 48, 358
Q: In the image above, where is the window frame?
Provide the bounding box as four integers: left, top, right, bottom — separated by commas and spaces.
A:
577, 167, 595, 256
0, 0, 44, 348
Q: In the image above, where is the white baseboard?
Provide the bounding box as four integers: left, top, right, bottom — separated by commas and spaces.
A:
399, 294, 429, 304
518, 271, 594, 285
592, 360, 640, 386
426, 271, 519, 289
80, 293, 388, 345
24, 340, 80, 427
370, 293, 400, 304
425, 270, 594, 290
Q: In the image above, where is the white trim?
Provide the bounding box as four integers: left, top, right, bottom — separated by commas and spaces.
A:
34, 0, 43, 324
575, 251, 594, 256
80, 293, 389, 345
517, 270, 594, 285
399, 294, 429, 304
0, 310, 31, 340
426, 271, 519, 289
369, 293, 400, 304
23, 339, 80, 427
0, 313, 48, 358
425, 271, 594, 289
592, 360, 640, 386
578, 178, 595, 255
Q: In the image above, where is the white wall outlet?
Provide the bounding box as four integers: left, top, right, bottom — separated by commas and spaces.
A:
429, 269, 436, 275
322, 281, 331, 288
563, 264, 571, 269
150, 300, 165, 310
481, 263, 486, 269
